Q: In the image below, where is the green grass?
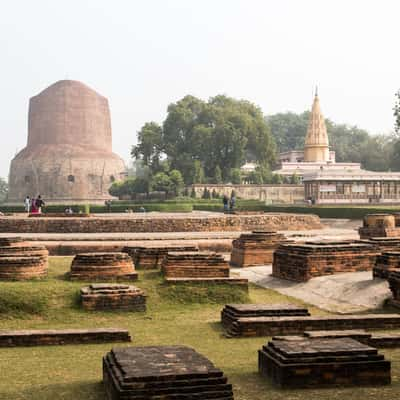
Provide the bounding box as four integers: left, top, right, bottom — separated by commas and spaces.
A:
0, 257, 399, 399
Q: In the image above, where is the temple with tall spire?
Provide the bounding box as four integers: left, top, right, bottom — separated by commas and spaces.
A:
273, 91, 361, 178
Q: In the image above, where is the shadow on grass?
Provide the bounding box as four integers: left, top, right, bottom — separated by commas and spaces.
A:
0, 381, 106, 400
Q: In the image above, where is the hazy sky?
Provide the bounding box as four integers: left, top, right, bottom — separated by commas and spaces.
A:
1, 0, 399, 178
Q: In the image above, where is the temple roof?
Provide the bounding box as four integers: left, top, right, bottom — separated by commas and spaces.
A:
304, 94, 329, 147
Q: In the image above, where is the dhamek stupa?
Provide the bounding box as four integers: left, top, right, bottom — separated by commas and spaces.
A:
8, 80, 126, 204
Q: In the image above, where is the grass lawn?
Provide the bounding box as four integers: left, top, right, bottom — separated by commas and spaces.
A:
0, 257, 399, 399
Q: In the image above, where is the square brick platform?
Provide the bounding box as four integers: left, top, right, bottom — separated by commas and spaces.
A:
123, 245, 198, 269
80, 284, 146, 311
259, 338, 391, 388
230, 231, 292, 267
272, 241, 378, 282
388, 270, 400, 309
103, 345, 234, 399
162, 251, 248, 287
221, 304, 310, 332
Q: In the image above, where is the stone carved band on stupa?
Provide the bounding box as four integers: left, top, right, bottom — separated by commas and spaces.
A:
303, 92, 330, 162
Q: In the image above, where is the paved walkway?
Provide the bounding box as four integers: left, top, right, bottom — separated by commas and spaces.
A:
232, 265, 392, 314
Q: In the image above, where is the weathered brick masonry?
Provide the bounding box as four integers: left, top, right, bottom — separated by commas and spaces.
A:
373, 252, 400, 279
388, 271, 400, 309
223, 313, 400, 337
0, 237, 48, 280
258, 338, 391, 388
80, 284, 146, 311
0, 328, 131, 347
0, 213, 322, 233
103, 346, 234, 400
272, 241, 378, 282
70, 253, 138, 281
230, 231, 291, 267
162, 251, 248, 286
359, 213, 400, 238
123, 245, 198, 269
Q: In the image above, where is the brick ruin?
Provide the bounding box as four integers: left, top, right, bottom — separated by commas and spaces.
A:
221, 304, 400, 337
80, 284, 146, 311
162, 251, 248, 286
0, 328, 131, 347
358, 237, 400, 252
272, 241, 378, 282
273, 330, 400, 348
0, 213, 322, 233
0, 237, 48, 280
359, 213, 400, 239
388, 271, 400, 309
373, 252, 400, 279
103, 346, 234, 400
230, 231, 291, 267
221, 304, 310, 334
69, 253, 138, 281
258, 338, 391, 388
123, 244, 198, 269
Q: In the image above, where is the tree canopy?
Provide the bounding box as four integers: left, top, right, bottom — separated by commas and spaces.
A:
0, 177, 8, 203
133, 95, 276, 184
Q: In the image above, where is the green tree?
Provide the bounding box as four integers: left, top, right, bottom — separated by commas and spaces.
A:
213, 165, 223, 184
290, 173, 301, 184
134, 95, 276, 184
190, 187, 196, 198
131, 122, 163, 172
271, 174, 283, 184
151, 172, 173, 195
230, 168, 242, 184
247, 170, 263, 184
169, 169, 184, 196
0, 177, 8, 203
193, 160, 205, 184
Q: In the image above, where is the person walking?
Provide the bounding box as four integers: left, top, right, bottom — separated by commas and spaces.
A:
35, 195, 45, 214
222, 195, 229, 212
24, 196, 31, 213
229, 193, 236, 212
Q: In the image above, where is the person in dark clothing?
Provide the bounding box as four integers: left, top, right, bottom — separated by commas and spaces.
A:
35, 195, 45, 214
229, 194, 236, 212
222, 195, 229, 212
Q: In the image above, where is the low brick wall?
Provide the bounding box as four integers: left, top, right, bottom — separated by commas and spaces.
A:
223, 313, 400, 337
0, 328, 131, 347
0, 213, 322, 233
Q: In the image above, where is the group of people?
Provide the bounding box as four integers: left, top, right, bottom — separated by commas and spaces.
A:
222, 193, 236, 212
24, 195, 45, 214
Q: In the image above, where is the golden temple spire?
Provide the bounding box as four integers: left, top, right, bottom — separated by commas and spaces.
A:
304, 91, 329, 162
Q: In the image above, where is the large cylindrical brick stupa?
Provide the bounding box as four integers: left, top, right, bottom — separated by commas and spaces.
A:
8, 80, 126, 204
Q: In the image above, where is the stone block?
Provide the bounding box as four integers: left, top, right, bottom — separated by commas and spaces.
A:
373, 252, 400, 279
103, 345, 234, 399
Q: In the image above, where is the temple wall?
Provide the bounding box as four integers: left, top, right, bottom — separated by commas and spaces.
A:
191, 184, 304, 203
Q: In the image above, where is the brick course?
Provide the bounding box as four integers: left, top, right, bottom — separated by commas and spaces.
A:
272, 241, 378, 282
259, 338, 391, 388
230, 231, 292, 267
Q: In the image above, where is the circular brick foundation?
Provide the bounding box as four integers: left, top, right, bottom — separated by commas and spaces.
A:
70, 252, 138, 281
